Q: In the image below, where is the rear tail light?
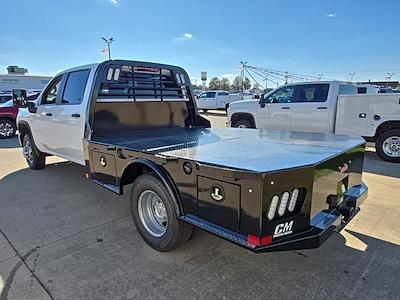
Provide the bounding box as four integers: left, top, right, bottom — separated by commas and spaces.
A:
247, 234, 273, 247
267, 195, 280, 220
278, 192, 290, 216
288, 189, 299, 212
267, 188, 306, 221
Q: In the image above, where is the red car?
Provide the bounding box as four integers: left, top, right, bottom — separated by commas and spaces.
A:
0, 92, 40, 138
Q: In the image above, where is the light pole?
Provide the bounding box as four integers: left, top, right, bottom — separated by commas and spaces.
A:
386, 72, 395, 87
240, 61, 247, 92
101, 37, 114, 60
263, 76, 269, 91
348, 72, 355, 83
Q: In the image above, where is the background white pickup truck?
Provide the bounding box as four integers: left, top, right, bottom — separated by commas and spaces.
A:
195, 91, 253, 112
227, 81, 400, 162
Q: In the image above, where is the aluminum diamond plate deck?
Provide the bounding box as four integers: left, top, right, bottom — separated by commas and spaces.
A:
94, 127, 365, 173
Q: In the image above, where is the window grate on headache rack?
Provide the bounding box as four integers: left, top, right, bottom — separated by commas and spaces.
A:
97, 65, 189, 103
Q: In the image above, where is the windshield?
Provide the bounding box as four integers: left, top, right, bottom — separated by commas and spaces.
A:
1, 100, 13, 107
339, 84, 357, 95
0, 95, 12, 104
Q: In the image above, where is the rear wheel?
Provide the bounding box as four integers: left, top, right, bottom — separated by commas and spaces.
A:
233, 119, 254, 129
22, 134, 46, 170
0, 119, 16, 138
375, 129, 400, 163
130, 173, 193, 251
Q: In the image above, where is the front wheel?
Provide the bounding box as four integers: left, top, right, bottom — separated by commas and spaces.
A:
0, 119, 16, 138
130, 173, 193, 251
233, 119, 254, 128
22, 134, 46, 170
375, 129, 400, 163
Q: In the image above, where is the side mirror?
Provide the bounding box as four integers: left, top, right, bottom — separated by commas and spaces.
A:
259, 94, 266, 108
12, 89, 28, 107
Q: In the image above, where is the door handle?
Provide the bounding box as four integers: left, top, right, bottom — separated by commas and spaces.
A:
71, 113, 81, 118
317, 107, 328, 110
45, 113, 52, 116
281, 107, 290, 110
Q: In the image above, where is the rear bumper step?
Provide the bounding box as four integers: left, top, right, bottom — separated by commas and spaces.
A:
180, 183, 368, 253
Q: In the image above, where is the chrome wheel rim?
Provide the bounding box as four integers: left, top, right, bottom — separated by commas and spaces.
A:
138, 190, 167, 237
382, 136, 400, 158
23, 140, 34, 164
237, 124, 247, 128
0, 122, 14, 137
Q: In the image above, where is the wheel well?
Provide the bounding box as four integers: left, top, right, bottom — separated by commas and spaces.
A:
17, 122, 30, 144
120, 162, 152, 187
230, 113, 255, 127
0, 117, 15, 126
375, 121, 400, 138
119, 160, 183, 215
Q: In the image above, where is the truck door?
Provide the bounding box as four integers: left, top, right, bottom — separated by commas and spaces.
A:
32, 75, 64, 153
197, 91, 216, 109
216, 92, 229, 109
290, 84, 330, 133
52, 69, 91, 164
258, 85, 295, 130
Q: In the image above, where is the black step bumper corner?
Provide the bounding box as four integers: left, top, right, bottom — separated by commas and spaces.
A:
252, 182, 368, 252
181, 182, 368, 253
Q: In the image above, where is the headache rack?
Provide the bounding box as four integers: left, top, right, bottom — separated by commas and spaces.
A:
97, 64, 190, 102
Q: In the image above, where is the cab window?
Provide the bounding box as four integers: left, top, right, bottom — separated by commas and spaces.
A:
266, 86, 295, 103
296, 84, 329, 103
62, 69, 90, 104
41, 76, 62, 105
339, 84, 357, 95
199, 92, 216, 98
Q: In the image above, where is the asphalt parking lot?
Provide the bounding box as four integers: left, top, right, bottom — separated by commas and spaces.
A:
1, 112, 399, 300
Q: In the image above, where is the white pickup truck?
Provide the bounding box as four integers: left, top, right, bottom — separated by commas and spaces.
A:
195, 90, 230, 112
12, 60, 369, 253
227, 81, 400, 162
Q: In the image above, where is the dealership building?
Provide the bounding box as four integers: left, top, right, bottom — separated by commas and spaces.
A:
0, 65, 52, 93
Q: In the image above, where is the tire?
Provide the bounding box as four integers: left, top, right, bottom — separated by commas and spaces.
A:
22, 134, 46, 170
0, 119, 16, 138
375, 129, 400, 163
130, 173, 193, 251
233, 119, 254, 129
202, 109, 208, 113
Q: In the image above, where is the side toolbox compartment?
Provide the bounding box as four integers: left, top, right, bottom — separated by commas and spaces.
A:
197, 176, 241, 232
90, 150, 118, 187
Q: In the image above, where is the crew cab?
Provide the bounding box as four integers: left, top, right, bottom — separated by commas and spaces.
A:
15, 61, 368, 253
227, 81, 400, 162
195, 90, 230, 112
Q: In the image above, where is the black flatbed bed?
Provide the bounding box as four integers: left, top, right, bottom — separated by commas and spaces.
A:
92, 127, 365, 173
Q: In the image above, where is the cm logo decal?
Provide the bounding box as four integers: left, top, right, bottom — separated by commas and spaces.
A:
273, 221, 293, 237
210, 185, 224, 202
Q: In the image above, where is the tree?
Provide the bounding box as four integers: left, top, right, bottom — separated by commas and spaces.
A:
220, 77, 230, 91
231, 76, 241, 91
231, 76, 252, 91
242, 77, 252, 90
208, 77, 221, 90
